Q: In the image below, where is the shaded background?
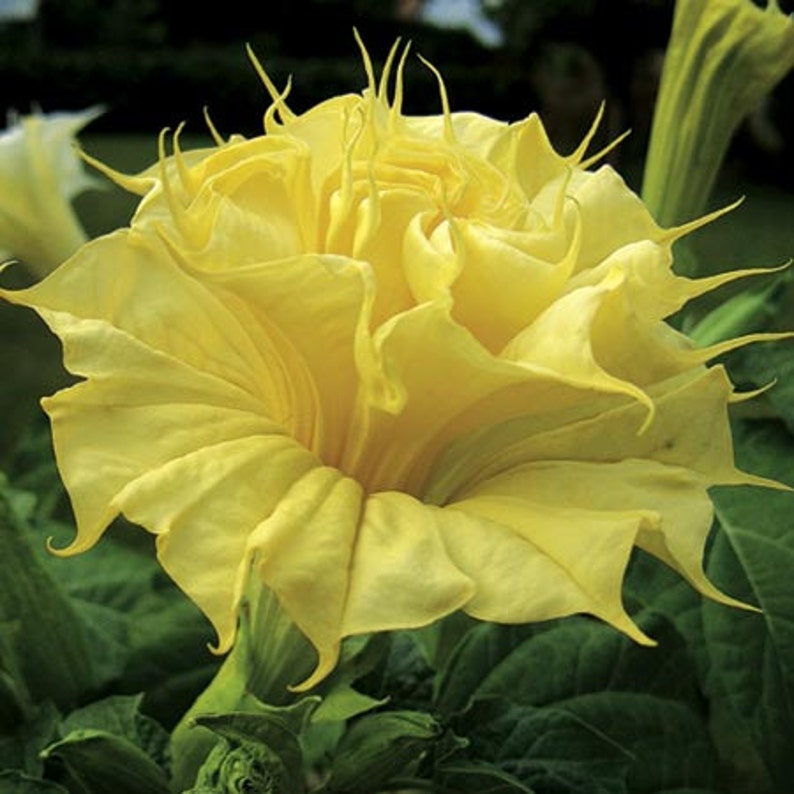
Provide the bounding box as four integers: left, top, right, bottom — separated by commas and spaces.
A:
2, 0, 792, 182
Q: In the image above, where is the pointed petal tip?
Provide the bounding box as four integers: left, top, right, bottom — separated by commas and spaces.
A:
614, 613, 657, 647
45, 533, 93, 557
662, 197, 745, 242
287, 643, 339, 693
705, 585, 762, 614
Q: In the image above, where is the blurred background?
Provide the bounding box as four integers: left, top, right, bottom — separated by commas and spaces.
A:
2, 0, 792, 188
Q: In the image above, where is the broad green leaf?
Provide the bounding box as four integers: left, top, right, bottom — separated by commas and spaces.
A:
37, 696, 171, 794
728, 343, 794, 433
0, 771, 68, 794
437, 760, 534, 793
325, 710, 441, 793
310, 685, 386, 724
370, 630, 435, 712
556, 693, 720, 793
435, 623, 533, 716
436, 608, 700, 717
461, 699, 630, 794
40, 732, 170, 794
706, 418, 794, 793
440, 614, 720, 792
57, 695, 170, 770
0, 476, 97, 715
478, 614, 699, 705
195, 697, 319, 760
0, 702, 61, 778
412, 612, 479, 673
622, 550, 706, 671
34, 517, 218, 728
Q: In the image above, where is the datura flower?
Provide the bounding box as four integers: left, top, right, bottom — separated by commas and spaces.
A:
0, 107, 101, 278
0, 41, 779, 689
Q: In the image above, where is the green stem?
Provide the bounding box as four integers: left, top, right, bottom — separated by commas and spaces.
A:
170, 642, 247, 792
170, 585, 317, 792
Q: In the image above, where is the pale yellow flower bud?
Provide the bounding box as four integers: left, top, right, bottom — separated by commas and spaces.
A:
642, 0, 794, 232
0, 107, 102, 279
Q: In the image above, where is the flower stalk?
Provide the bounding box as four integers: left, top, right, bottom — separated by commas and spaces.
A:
170, 583, 316, 790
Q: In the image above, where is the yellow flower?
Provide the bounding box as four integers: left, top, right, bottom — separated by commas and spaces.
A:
0, 41, 777, 689
0, 107, 102, 278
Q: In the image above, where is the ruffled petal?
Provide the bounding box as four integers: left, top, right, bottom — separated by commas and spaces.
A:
444, 493, 651, 642
342, 491, 475, 635
114, 435, 318, 653
3, 231, 284, 407
457, 458, 747, 612
425, 365, 745, 505
198, 253, 373, 464
246, 466, 363, 689
502, 269, 654, 414
38, 321, 281, 552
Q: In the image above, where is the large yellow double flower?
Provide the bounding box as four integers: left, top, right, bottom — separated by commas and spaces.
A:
1, 42, 773, 688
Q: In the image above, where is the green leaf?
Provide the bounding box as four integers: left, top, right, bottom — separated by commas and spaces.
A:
461, 699, 630, 794
0, 771, 68, 794
556, 693, 720, 793
412, 612, 479, 673
622, 550, 706, 670
40, 732, 170, 794
436, 609, 701, 718
35, 517, 219, 728
57, 695, 170, 769
0, 475, 97, 716
728, 343, 794, 433
370, 630, 435, 712
38, 695, 171, 794
311, 685, 386, 724
0, 702, 61, 777
325, 710, 441, 793
437, 760, 534, 793
440, 615, 721, 793
435, 623, 532, 716
706, 418, 794, 793
194, 698, 317, 767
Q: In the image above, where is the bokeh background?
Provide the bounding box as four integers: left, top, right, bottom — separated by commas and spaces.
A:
3, 0, 793, 192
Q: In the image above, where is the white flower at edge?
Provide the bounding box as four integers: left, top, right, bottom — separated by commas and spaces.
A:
0, 106, 102, 279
